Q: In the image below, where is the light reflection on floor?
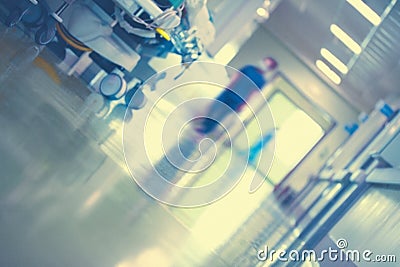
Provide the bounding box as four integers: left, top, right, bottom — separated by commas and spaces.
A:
0, 24, 224, 267
330, 184, 400, 267
0, 23, 285, 267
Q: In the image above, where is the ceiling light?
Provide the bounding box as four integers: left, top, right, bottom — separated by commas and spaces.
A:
347, 0, 382, 26
320, 48, 349, 74
330, 24, 362, 55
316, 60, 342, 85
256, 7, 268, 18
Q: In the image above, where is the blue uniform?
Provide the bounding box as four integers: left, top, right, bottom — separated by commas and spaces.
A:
200, 65, 267, 134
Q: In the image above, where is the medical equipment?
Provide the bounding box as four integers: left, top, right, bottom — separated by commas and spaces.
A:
99, 69, 128, 100
0, 0, 216, 119
5, 0, 74, 45
112, 0, 205, 63
3, 0, 213, 68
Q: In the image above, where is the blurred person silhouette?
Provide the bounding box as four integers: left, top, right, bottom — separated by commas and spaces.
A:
196, 57, 278, 135
152, 58, 278, 183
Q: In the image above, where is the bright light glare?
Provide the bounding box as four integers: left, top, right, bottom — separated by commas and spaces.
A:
257, 7, 268, 17
190, 168, 273, 250
320, 48, 349, 74
275, 110, 324, 167
347, 0, 382, 26
116, 248, 171, 267
330, 24, 362, 55
316, 60, 342, 85
214, 43, 238, 65
83, 191, 102, 210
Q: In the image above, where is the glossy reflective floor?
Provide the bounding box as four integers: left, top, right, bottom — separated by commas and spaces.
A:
0, 24, 222, 267
0, 23, 285, 267
330, 184, 400, 267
